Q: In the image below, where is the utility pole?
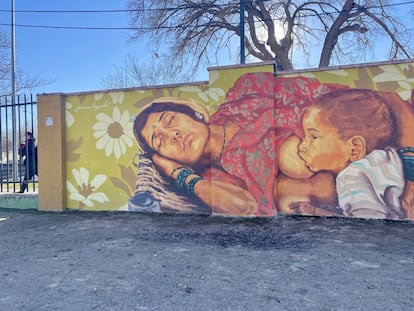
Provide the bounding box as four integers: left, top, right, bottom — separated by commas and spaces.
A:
240, 0, 245, 64
11, 0, 18, 183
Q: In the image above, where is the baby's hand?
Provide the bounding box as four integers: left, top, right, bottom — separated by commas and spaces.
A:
290, 201, 341, 216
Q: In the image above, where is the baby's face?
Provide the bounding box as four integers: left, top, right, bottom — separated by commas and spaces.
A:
298, 107, 351, 174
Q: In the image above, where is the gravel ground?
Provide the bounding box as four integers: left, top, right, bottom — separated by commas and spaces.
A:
1, 208, 414, 311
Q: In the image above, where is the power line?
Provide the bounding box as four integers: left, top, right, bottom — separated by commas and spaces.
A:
1, 3, 221, 14
0, 23, 154, 31
0, 1, 413, 31
0, 0, 413, 14
0, 8, 151, 14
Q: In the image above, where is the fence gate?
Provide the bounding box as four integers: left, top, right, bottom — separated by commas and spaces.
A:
0, 95, 37, 193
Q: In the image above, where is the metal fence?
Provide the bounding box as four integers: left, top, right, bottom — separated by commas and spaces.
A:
0, 95, 37, 193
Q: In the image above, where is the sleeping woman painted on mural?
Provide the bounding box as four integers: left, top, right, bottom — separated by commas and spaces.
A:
129, 72, 347, 216
128, 71, 414, 219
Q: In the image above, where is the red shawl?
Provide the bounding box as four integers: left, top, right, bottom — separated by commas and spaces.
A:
205, 72, 346, 216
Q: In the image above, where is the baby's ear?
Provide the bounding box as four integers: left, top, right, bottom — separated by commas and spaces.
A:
348, 136, 366, 162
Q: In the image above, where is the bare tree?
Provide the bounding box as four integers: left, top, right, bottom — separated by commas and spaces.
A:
127, 0, 413, 71
0, 31, 51, 97
100, 54, 196, 89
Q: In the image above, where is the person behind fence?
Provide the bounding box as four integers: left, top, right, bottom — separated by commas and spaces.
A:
17, 131, 38, 193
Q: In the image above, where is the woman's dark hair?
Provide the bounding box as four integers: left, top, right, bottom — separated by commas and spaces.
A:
133, 102, 207, 154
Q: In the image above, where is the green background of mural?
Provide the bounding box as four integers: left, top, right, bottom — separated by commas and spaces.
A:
64, 61, 414, 211
283, 62, 414, 101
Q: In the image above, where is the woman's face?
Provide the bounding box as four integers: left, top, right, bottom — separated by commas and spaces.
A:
298, 107, 351, 174
141, 110, 210, 165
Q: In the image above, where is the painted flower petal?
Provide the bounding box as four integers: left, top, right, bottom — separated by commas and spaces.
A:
110, 92, 124, 104
96, 112, 113, 124
398, 81, 412, 89
105, 139, 114, 156
66, 112, 75, 127
211, 87, 225, 96
67, 181, 78, 194
79, 167, 90, 186
124, 127, 134, 136
94, 93, 104, 100
397, 90, 412, 100
113, 139, 122, 159
209, 71, 219, 84
93, 121, 110, 131
90, 174, 107, 189
72, 168, 82, 186
119, 110, 130, 126
119, 139, 126, 155
326, 70, 349, 76
69, 192, 86, 202
89, 192, 109, 203
112, 107, 121, 122
373, 72, 405, 82
93, 130, 108, 139
198, 92, 209, 102
204, 90, 219, 101
82, 198, 94, 207
122, 134, 134, 147
96, 134, 110, 150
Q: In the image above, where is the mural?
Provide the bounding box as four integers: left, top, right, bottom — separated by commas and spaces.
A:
64, 61, 414, 220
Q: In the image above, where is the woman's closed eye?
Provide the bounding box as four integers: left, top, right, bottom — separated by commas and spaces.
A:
163, 113, 175, 127
152, 134, 163, 151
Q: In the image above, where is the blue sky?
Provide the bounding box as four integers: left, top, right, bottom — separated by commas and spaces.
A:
0, 0, 164, 94
1, 1, 413, 96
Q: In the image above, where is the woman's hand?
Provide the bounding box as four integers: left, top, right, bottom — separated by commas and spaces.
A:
195, 180, 257, 216
402, 180, 414, 219
152, 153, 258, 216
152, 153, 182, 177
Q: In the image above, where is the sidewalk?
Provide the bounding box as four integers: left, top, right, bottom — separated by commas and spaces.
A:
1, 208, 413, 310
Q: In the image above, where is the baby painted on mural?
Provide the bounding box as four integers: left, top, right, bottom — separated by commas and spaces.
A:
279, 88, 414, 220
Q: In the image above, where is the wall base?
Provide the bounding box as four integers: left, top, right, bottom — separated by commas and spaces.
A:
0, 194, 38, 210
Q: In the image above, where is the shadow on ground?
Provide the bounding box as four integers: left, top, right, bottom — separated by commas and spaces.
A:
1, 209, 413, 310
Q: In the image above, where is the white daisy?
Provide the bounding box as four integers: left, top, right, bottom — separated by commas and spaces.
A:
93, 107, 134, 159
67, 167, 109, 208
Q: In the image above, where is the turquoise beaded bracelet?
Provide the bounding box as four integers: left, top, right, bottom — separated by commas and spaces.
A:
186, 176, 204, 195
170, 166, 186, 178
176, 167, 193, 191
398, 147, 414, 181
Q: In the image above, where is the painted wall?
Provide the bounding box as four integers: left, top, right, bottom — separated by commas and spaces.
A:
37, 60, 414, 220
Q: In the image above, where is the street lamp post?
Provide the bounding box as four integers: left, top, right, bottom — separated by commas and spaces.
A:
240, 0, 245, 64
11, 0, 18, 184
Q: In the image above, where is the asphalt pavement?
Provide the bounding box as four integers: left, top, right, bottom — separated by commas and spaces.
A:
1, 208, 414, 311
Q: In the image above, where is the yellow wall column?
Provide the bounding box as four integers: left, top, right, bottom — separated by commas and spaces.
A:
37, 94, 66, 211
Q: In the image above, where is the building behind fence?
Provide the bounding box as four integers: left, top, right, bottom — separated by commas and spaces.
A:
0, 95, 37, 192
